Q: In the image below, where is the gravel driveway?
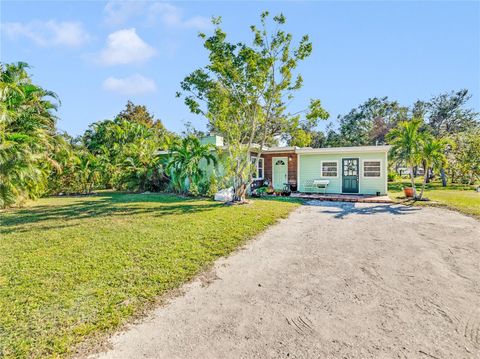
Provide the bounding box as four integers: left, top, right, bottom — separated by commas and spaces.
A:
95, 202, 480, 359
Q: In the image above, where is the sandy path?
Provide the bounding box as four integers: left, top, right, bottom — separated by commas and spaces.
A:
94, 202, 480, 358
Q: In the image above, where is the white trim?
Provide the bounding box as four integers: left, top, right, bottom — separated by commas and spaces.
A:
272, 156, 288, 189
297, 154, 300, 191
361, 159, 382, 179
251, 157, 264, 180
296, 145, 391, 154
250, 155, 265, 181
384, 152, 388, 195
320, 160, 339, 178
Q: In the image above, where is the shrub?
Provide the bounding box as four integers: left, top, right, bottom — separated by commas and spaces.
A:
388, 171, 399, 182
205, 176, 219, 198
188, 182, 200, 197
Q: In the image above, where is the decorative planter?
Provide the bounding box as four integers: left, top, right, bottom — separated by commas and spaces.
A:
404, 187, 415, 198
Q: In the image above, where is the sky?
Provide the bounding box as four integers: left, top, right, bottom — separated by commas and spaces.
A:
1, 0, 479, 136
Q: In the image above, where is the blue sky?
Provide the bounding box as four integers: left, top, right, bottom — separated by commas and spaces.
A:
1, 1, 479, 136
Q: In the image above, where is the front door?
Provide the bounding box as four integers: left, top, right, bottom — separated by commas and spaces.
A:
342, 158, 359, 193
272, 157, 288, 190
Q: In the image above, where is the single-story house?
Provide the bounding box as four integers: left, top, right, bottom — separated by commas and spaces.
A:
197, 135, 390, 196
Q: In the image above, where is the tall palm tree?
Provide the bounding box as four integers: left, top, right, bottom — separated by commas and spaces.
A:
418, 135, 450, 200
386, 117, 423, 197
166, 136, 217, 195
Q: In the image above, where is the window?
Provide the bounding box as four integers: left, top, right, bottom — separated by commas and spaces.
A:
251, 157, 264, 180
363, 160, 381, 177
321, 161, 338, 177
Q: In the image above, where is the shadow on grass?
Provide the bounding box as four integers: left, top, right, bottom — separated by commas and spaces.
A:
305, 200, 420, 219
0, 192, 220, 234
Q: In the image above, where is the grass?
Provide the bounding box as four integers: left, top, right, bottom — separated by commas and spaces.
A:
0, 192, 300, 358
388, 180, 480, 218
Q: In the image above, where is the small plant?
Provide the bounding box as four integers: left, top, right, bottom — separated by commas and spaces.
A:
205, 176, 219, 198
388, 171, 399, 182
188, 182, 200, 197
251, 186, 268, 197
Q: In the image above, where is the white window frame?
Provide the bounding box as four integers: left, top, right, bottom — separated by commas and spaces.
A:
251, 157, 264, 180
321, 160, 339, 178
362, 159, 382, 178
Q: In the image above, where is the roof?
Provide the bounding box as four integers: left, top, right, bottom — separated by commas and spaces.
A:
157, 144, 391, 156
295, 145, 391, 154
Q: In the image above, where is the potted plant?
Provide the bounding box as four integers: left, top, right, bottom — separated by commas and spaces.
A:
403, 186, 415, 198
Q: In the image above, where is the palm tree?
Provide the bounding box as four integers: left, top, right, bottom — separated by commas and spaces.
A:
75, 150, 101, 194
0, 62, 60, 207
166, 136, 217, 195
386, 117, 423, 197
417, 135, 450, 200
121, 137, 164, 192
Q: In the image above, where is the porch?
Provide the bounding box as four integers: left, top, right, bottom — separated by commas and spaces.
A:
290, 192, 393, 203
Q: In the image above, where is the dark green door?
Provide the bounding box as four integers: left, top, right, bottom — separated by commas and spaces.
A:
342, 158, 359, 193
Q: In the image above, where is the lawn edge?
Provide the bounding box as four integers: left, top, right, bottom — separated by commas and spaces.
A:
389, 196, 480, 221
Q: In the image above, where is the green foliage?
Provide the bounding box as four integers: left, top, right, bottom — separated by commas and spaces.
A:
388, 180, 480, 218
81, 102, 176, 192
388, 171, 399, 182
336, 97, 408, 146
0, 62, 61, 207
178, 13, 328, 200
424, 89, 479, 137
417, 135, 451, 199
448, 128, 480, 184
166, 136, 218, 195
386, 117, 424, 194
204, 175, 219, 198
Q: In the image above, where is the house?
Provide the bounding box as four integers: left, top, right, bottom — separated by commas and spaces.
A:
198, 135, 390, 196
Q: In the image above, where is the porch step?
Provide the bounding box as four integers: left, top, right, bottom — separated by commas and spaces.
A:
290, 193, 393, 204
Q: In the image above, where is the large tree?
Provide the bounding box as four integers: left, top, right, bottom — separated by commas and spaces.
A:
337, 97, 408, 146
178, 13, 328, 201
448, 128, 480, 185
421, 89, 478, 186
82, 102, 176, 189
424, 89, 479, 137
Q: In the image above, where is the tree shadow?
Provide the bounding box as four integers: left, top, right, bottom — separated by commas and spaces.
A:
0, 193, 220, 235
304, 200, 420, 219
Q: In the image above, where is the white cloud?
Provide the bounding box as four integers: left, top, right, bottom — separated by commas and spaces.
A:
104, 1, 147, 26
97, 28, 155, 66
103, 1, 211, 31
149, 2, 211, 30
102, 74, 156, 95
2, 20, 91, 47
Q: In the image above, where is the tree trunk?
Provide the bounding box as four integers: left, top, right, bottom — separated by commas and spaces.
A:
419, 171, 428, 200
409, 165, 417, 198
234, 183, 247, 202
440, 168, 447, 187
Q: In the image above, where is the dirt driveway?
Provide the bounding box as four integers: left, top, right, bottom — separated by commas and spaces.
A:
95, 202, 480, 359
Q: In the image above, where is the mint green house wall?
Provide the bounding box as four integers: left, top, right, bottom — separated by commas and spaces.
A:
298, 151, 388, 195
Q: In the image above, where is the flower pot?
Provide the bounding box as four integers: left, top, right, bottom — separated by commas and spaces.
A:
404, 187, 414, 198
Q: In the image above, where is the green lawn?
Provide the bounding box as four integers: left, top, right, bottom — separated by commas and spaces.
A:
388, 180, 480, 218
0, 193, 300, 358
